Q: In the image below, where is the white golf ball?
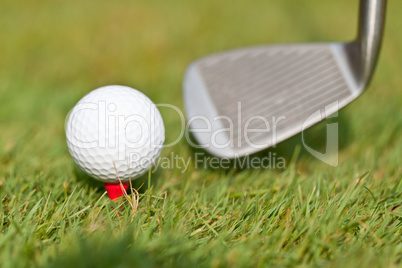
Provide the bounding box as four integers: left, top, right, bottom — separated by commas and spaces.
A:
65, 85, 165, 182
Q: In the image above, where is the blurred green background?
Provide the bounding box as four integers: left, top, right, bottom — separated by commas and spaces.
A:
0, 0, 401, 267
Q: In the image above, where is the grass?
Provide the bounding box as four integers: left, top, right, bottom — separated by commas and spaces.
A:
0, 0, 401, 267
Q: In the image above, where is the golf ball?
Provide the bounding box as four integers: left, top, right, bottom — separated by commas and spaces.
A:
65, 85, 165, 182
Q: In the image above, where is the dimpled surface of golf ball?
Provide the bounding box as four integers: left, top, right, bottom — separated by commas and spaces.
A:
66, 85, 165, 182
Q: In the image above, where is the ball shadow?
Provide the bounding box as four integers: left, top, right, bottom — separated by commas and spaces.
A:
73, 164, 163, 195
73, 166, 105, 194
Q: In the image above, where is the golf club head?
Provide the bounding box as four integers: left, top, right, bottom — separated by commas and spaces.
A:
183, 0, 386, 158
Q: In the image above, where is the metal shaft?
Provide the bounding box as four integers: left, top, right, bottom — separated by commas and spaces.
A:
357, 0, 387, 87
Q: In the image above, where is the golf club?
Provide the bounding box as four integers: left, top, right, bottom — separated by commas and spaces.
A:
183, 0, 387, 158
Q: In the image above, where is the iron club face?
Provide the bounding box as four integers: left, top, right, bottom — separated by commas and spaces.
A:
183, 0, 387, 158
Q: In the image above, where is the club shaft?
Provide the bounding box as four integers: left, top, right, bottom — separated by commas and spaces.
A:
357, 0, 387, 86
